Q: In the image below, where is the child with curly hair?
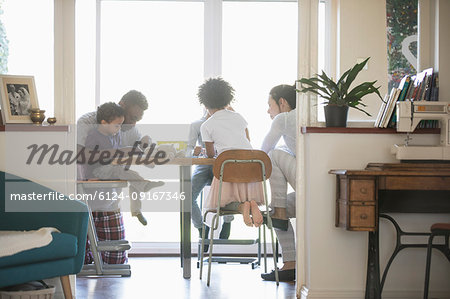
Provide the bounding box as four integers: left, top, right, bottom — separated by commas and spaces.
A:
199, 78, 264, 227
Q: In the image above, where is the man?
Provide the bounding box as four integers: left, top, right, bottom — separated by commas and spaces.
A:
77, 90, 150, 264
260, 84, 297, 282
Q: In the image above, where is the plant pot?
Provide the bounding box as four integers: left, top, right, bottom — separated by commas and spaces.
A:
324, 105, 348, 127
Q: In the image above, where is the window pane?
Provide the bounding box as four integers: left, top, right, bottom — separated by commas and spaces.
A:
317, 0, 326, 121
386, 0, 418, 91
76, 0, 97, 120
100, 1, 203, 242
2, 0, 54, 117
222, 1, 297, 148
100, 1, 204, 124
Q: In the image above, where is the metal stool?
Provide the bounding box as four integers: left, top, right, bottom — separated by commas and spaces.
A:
423, 223, 450, 299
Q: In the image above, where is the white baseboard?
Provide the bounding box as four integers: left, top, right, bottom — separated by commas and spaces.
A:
303, 289, 450, 299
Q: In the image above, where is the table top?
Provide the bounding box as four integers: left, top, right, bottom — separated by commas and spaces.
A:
329, 162, 450, 176
113, 156, 215, 166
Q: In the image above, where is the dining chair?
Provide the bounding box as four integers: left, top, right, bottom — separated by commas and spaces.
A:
199, 149, 279, 286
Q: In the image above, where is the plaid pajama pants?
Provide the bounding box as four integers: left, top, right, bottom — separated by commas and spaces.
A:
84, 210, 128, 264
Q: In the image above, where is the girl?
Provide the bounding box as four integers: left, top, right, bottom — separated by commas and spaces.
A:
199, 78, 264, 227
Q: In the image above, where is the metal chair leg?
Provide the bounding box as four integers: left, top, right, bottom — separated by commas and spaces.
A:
263, 224, 267, 273
423, 234, 434, 299
257, 226, 261, 267
207, 214, 218, 286
87, 210, 103, 275
199, 221, 207, 279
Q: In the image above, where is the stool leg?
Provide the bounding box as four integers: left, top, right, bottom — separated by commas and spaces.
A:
423, 234, 434, 299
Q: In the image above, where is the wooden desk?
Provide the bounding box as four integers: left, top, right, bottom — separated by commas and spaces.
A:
329, 163, 450, 299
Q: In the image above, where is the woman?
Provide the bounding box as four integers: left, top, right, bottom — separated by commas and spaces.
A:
260, 84, 297, 282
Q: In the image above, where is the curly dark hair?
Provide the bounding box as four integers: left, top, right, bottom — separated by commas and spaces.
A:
269, 84, 296, 109
96, 102, 125, 123
197, 78, 235, 109
119, 90, 148, 110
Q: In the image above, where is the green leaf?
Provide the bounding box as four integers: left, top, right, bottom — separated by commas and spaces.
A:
298, 78, 331, 97
341, 57, 369, 94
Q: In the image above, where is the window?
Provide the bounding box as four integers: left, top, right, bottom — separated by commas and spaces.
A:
386, 0, 418, 92
317, 0, 328, 122
222, 1, 297, 144
1, 0, 54, 117
76, 0, 297, 246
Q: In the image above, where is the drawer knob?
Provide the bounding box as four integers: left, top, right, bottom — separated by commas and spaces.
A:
360, 188, 367, 194
360, 213, 368, 220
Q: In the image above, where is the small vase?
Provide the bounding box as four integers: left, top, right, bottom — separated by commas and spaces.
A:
324, 105, 348, 127
29, 108, 46, 125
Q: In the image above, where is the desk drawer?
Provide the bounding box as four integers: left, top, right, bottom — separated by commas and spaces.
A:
349, 179, 375, 202
349, 205, 376, 229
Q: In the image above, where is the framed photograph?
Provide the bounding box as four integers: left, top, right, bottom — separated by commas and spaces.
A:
0, 75, 39, 124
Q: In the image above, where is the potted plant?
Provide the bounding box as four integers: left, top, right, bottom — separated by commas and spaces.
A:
297, 57, 383, 127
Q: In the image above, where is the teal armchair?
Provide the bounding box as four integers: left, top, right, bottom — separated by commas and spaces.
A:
0, 171, 89, 298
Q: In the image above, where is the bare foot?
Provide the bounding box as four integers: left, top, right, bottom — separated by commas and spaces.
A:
238, 201, 252, 227
250, 200, 263, 227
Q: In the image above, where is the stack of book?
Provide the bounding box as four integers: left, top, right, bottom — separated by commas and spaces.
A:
374, 68, 439, 128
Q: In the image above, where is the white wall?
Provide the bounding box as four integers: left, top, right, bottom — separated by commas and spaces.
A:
0, 130, 76, 196
299, 2, 450, 297
436, 0, 450, 100
303, 133, 450, 299
337, 0, 388, 122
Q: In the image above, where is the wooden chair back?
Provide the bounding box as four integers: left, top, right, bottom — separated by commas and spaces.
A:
213, 150, 272, 183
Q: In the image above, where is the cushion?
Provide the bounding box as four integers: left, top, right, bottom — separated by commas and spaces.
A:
0, 232, 77, 268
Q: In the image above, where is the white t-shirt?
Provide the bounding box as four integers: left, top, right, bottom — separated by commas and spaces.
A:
200, 109, 252, 155
261, 109, 296, 156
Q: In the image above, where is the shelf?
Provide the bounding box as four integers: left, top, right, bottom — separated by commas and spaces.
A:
0, 124, 69, 132
301, 127, 440, 134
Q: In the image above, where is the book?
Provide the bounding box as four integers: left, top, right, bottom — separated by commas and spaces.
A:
384, 88, 401, 128
374, 93, 389, 127
405, 75, 416, 100
380, 88, 400, 128
417, 68, 433, 101
397, 75, 411, 102
388, 75, 411, 128
431, 72, 439, 101
377, 88, 396, 128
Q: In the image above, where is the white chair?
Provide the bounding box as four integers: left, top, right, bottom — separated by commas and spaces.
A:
76, 164, 132, 277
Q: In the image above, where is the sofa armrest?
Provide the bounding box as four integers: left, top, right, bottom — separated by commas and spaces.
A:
0, 171, 89, 272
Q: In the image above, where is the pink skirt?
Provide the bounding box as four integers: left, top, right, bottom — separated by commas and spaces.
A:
205, 177, 265, 209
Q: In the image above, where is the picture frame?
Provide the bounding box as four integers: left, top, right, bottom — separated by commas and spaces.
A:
0, 75, 39, 124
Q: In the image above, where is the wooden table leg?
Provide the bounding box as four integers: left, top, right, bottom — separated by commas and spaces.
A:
365, 231, 381, 299
180, 165, 192, 279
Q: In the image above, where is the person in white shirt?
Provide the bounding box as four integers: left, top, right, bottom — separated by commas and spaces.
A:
199, 77, 265, 227
186, 111, 234, 240
260, 84, 297, 282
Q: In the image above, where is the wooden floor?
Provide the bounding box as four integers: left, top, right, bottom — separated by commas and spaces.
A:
76, 257, 296, 298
